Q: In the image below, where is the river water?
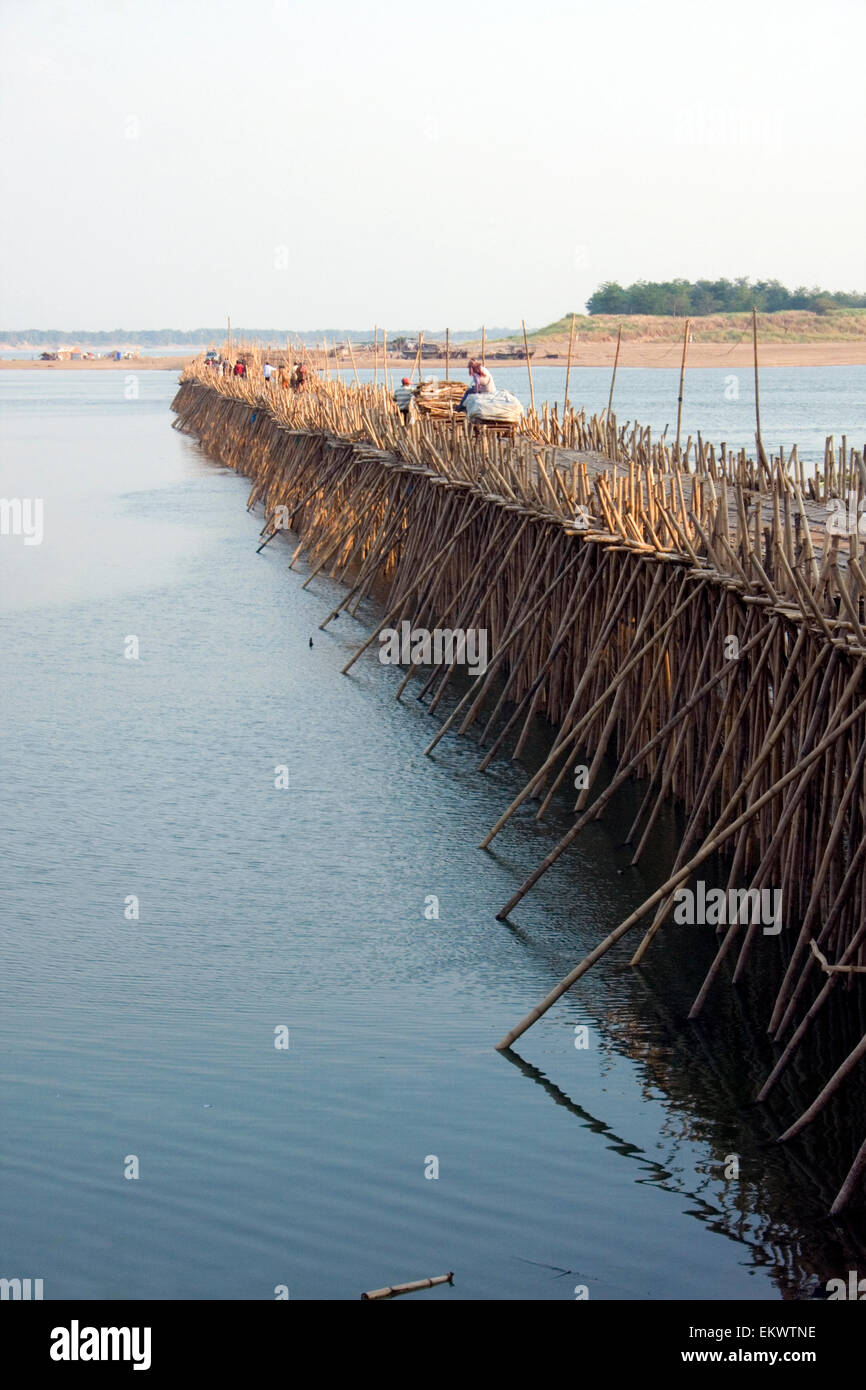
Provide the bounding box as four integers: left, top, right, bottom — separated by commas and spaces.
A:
1, 369, 863, 1301
338, 363, 866, 467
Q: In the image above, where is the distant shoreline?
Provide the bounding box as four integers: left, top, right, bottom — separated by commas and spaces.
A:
2, 342, 865, 372
0, 356, 192, 371
358, 342, 866, 370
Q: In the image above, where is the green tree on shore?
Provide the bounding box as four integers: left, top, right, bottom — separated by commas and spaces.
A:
586, 278, 866, 316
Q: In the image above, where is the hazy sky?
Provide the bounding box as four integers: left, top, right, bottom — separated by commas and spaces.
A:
1, 0, 864, 330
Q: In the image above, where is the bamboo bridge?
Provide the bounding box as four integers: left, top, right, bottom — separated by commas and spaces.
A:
172, 360, 866, 1216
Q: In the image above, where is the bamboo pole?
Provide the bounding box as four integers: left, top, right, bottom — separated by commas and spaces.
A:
563, 312, 576, 418
496, 692, 866, 1050
753, 306, 767, 468
607, 324, 622, 417
340, 503, 482, 674
674, 318, 690, 465
522, 320, 535, 414
494, 616, 775, 921
778, 1031, 866, 1143
831, 1133, 866, 1214
361, 1272, 454, 1301
409, 331, 424, 384
346, 338, 360, 387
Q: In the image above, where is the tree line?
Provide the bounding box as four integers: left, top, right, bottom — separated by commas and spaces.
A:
585, 278, 866, 316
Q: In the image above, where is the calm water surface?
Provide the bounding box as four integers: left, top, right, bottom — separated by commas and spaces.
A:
1, 370, 862, 1300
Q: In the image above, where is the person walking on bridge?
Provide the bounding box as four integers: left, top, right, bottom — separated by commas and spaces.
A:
393, 377, 415, 422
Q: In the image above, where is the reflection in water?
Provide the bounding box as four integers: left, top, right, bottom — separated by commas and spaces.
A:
503, 1018, 866, 1300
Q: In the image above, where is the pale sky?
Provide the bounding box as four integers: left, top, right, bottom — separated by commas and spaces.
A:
1, 0, 864, 330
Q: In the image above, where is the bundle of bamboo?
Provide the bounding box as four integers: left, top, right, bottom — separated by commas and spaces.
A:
414, 380, 467, 419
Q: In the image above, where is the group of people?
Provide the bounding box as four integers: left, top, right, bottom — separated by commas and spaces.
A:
203, 354, 242, 378
204, 354, 313, 390
203, 356, 252, 379
392, 357, 496, 421
259, 360, 310, 390
276, 362, 309, 390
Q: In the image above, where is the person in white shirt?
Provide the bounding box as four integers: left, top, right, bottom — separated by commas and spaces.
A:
457, 358, 496, 411
263, 362, 273, 386
468, 358, 495, 393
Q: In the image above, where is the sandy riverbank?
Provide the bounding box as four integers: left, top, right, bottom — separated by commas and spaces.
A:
518, 342, 866, 368
3, 342, 865, 373
366, 342, 866, 371
0, 356, 193, 371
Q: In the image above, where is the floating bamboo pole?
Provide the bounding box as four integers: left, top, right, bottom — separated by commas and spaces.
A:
361, 1272, 453, 1300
